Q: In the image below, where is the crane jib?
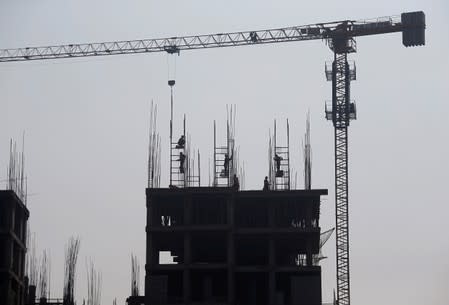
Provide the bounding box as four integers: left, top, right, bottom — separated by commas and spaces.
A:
0, 11, 425, 62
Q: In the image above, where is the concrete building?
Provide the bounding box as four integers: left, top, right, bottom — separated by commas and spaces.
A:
145, 187, 327, 305
0, 190, 29, 305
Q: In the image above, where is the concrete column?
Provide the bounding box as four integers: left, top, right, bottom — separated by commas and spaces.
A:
186, 195, 192, 225
144, 273, 150, 305
203, 275, 212, 301
147, 193, 153, 227
268, 201, 275, 228
18, 249, 23, 278
183, 195, 191, 304
269, 271, 275, 305
184, 233, 191, 265
269, 237, 275, 267
18, 210, 23, 242
184, 230, 191, 303
228, 195, 234, 226
249, 281, 257, 305
227, 268, 235, 305
146, 234, 154, 266
6, 239, 13, 271
228, 193, 235, 304
21, 214, 27, 243
10, 204, 15, 231
183, 269, 191, 304
269, 237, 275, 305
227, 231, 235, 304
227, 232, 234, 266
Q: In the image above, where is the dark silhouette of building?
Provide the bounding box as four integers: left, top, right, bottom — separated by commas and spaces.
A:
0, 190, 29, 305
145, 187, 327, 305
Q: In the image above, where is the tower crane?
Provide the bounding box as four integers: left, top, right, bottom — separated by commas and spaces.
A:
0, 11, 426, 305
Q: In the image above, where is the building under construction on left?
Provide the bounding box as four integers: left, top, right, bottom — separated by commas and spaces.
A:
0, 190, 29, 305
0, 143, 84, 305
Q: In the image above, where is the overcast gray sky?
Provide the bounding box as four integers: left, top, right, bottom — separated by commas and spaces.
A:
1, 1, 448, 304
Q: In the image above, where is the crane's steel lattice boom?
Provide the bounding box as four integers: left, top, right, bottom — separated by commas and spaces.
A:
0, 13, 425, 63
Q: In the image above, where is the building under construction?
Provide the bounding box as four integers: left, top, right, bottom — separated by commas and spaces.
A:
0, 190, 29, 305
137, 80, 330, 305
145, 187, 327, 305
145, 105, 327, 301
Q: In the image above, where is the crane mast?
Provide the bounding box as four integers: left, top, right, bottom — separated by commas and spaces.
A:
332, 54, 351, 304
0, 11, 425, 305
326, 30, 358, 305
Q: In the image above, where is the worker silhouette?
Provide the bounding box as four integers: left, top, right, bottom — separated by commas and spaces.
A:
250, 31, 259, 43
179, 152, 186, 173
233, 174, 240, 190
274, 154, 284, 177
176, 135, 185, 149
263, 176, 270, 191
221, 153, 233, 177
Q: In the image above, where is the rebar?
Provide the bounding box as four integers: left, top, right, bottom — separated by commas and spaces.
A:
63, 237, 80, 305
303, 112, 312, 190
38, 250, 49, 299
86, 260, 102, 305
7, 137, 27, 204
148, 101, 161, 188
130, 254, 140, 296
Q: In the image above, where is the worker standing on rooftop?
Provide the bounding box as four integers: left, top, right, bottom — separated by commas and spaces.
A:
263, 176, 270, 191
222, 153, 232, 177
233, 174, 239, 190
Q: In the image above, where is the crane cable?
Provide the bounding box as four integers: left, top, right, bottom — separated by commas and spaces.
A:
166, 52, 177, 82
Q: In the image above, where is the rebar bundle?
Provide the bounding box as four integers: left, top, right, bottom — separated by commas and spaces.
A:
185, 133, 192, 185
185, 132, 201, 187
208, 157, 211, 187
86, 260, 102, 305
26, 232, 38, 286
226, 105, 237, 180
64, 237, 80, 305
303, 113, 312, 190
238, 160, 245, 190
38, 250, 50, 299
268, 132, 273, 189
7, 137, 27, 204
130, 254, 140, 296
148, 100, 161, 188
